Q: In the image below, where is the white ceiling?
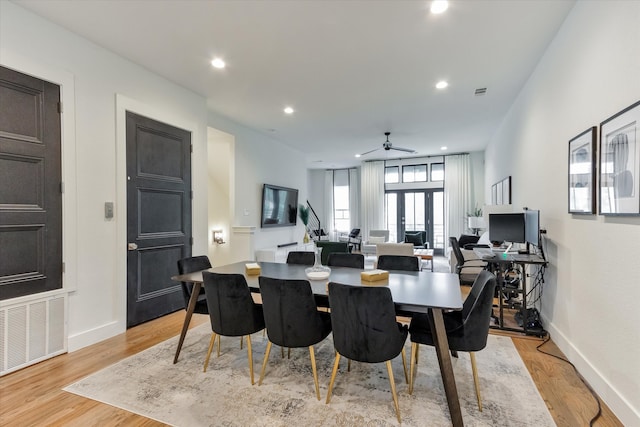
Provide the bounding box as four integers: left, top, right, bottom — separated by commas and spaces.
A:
14, 0, 575, 169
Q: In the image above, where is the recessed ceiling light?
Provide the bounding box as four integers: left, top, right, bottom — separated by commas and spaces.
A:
436, 80, 449, 89
210, 58, 225, 69
431, 1, 449, 14
284, 107, 294, 114
441, 146, 448, 151
355, 154, 361, 158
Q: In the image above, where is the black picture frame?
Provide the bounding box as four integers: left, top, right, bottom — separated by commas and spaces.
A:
599, 100, 640, 215
568, 127, 597, 214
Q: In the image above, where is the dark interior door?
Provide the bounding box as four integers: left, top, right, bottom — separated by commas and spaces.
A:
126, 112, 192, 327
0, 66, 62, 300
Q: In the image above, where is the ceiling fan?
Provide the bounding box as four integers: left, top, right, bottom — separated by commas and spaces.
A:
358, 132, 417, 157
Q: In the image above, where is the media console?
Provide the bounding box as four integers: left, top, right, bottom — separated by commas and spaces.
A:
255, 242, 315, 263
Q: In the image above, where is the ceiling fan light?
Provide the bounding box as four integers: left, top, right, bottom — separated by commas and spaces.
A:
436, 80, 449, 89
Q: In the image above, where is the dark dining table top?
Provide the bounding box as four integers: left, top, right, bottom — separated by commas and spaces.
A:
172, 260, 463, 315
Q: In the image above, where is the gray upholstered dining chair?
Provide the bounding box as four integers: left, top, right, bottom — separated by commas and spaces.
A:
258, 276, 332, 400
327, 252, 365, 269
326, 282, 408, 423
177, 255, 211, 314
286, 251, 315, 265
377, 254, 420, 272
202, 272, 265, 385
408, 270, 497, 411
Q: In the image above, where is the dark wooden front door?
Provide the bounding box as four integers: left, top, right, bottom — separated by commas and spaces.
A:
126, 112, 192, 327
0, 66, 62, 300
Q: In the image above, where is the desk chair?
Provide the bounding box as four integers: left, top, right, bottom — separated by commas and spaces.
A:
258, 276, 332, 400
202, 272, 265, 385
409, 270, 496, 411
326, 282, 408, 423
450, 237, 486, 285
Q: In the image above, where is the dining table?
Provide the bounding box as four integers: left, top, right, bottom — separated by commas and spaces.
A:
171, 260, 465, 426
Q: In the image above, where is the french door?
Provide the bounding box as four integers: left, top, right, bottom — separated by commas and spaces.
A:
385, 190, 444, 253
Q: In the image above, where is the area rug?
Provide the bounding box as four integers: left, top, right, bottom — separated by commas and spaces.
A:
64, 324, 554, 426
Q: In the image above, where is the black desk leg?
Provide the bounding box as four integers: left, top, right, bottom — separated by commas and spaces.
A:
431, 308, 464, 427
173, 282, 201, 364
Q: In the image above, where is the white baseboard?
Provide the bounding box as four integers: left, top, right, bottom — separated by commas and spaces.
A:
67, 320, 124, 352
542, 315, 640, 426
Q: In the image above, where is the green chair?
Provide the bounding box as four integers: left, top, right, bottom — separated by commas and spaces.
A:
315, 241, 350, 264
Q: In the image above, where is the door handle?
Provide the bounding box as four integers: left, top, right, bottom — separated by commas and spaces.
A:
128, 243, 138, 250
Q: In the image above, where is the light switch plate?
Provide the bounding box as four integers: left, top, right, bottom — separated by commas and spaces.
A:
105, 202, 114, 219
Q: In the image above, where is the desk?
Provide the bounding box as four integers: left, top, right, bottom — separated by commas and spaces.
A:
473, 249, 547, 335
172, 261, 465, 426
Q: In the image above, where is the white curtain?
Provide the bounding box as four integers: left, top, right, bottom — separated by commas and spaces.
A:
444, 154, 472, 244
349, 168, 360, 231
324, 170, 334, 239
360, 161, 385, 238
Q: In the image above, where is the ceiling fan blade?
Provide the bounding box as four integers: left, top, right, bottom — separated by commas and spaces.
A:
391, 146, 417, 153
359, 147, 381, 156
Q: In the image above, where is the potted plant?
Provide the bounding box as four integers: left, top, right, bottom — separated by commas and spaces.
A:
298, 204, 310, 243
467, 205, 484, 235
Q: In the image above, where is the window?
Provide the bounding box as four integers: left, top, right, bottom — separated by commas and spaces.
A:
333, 169, 350, 232
431, 163, 444, 181
402, 164, 427, 182
384, 166, 399, 183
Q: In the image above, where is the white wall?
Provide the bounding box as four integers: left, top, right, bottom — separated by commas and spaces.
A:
0, 1, 308, 352
206, 111, 308, 252
485, 2, 640, 424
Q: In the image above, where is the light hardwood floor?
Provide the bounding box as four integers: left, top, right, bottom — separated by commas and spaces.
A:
0, 310, 623, 427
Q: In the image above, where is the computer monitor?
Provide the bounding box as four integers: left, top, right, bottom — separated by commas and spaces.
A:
489, 213, 525, 244
524, 209, 540, 247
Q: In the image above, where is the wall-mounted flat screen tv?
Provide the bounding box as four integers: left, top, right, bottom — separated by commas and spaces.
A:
260, 184, 298, 228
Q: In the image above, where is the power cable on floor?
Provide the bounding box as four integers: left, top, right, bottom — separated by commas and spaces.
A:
535, 336, 602, 426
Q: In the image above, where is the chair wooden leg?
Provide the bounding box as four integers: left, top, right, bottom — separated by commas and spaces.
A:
309, 346, 320, 400
401, 348, 409, 384
203, 333, 217, 373
217, 332, 221, 357
281, 346, 285, 358
470, 352, 482, 411
288, 347, 291, 359
240, 336, 243, 350
347, 359, 351, 372
247, 335, 254, 385
386, 360, 401, 423
409, 342, 418, 394
258, 341, 272, 386
325, 352, 341, 404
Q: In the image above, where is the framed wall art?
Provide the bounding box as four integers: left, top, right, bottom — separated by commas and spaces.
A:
599, 100, 640, 215
501, 176, 511, 204
568, 127, 597, 214
490, 176, 511, 205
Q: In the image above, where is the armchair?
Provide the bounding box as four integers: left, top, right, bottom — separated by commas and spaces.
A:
404, 230, 429, 249
338, 228, 361, 251
361, 229, 390, 255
